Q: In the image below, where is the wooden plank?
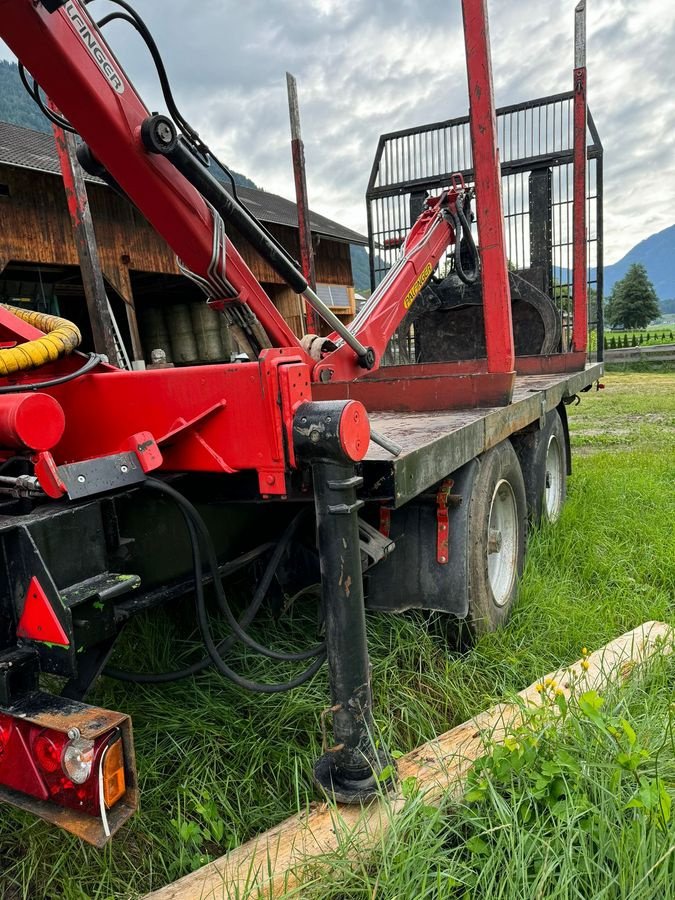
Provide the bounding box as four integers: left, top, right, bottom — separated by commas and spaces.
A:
145, 621, 672, 900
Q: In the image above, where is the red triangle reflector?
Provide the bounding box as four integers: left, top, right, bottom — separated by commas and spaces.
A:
16, 577, 69, 647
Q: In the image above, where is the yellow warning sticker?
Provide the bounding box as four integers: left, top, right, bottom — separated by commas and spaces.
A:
403, 263, 433, 310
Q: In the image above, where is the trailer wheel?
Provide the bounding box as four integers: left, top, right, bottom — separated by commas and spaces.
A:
512, 409, 568, 528
466, 441, 527, 635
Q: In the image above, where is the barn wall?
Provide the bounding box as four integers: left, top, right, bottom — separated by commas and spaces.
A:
0, 165, 355, 297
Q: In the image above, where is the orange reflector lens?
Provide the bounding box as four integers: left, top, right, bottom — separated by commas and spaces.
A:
102, 739, 126, 809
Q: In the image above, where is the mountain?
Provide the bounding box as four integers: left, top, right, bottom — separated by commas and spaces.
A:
604, 224, 675, 303
350, 245, 371, 293
0, 60, 257, 189
0, 59, 52, 134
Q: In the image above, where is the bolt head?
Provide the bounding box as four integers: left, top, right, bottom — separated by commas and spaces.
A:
77, 475, 86, 484
156, 122, 173, 144
120, 465, 129, 474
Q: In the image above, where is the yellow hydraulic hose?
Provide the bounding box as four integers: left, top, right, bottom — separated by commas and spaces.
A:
0, 304, 81, 376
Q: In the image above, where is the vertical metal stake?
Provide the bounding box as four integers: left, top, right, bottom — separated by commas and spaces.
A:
287, 72, 317, 336
50, 117, 120, 363
572, 0, 588, 353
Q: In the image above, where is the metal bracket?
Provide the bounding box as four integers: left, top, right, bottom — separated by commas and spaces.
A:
358, 518, 395, 570
58, 452, 147, 500
436, 478, 456, 565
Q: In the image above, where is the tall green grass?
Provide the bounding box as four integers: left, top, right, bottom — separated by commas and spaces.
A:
0, 374, 673, 899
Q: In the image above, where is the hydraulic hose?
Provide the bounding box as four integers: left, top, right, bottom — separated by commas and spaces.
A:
145, 480, 325, 663
105, 507, 311, 684
451, 196, 480, 286
173, 492, 326, 694
0, 305, 81, 376
105, 486, 326, 691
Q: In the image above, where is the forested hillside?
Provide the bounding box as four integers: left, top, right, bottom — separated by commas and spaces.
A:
0, 59, 257, 189
0, 59, 51, 133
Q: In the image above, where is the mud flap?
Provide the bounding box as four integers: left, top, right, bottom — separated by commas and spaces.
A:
365, 457, 480, 616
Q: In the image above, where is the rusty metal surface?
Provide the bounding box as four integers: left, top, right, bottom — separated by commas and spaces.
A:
0, 691, 138, 846
2, 690, 124, 737
362, 363, 602, 506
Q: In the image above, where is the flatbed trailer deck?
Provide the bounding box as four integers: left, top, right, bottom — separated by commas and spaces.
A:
362, 364, 603, 505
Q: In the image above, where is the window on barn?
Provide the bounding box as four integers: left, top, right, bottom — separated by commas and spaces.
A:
0, 184, 9, 198
316, 283, 353, 311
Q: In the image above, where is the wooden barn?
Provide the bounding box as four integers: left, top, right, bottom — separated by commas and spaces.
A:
0, 121, 366, 365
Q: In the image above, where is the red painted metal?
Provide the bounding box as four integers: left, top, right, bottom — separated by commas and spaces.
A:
435, 478, 454, 565
33, 452, 68, 499
0, 393, 65, 450
314, 191, 460, 383
314, 362, 515, 413
378, 506, 392, 538
515, 351, 588, 376
16, 577, 70, 647
461, 0, 515, 377
0, 0, 303, 355
572, 66, 588, 353
337, 401, 370, 461
37, 352, 312, 496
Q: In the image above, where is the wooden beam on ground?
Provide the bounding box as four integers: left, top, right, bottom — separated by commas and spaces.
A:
145, 621, 672, 900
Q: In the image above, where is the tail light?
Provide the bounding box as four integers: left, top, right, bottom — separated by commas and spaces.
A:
0, 692, 137, 846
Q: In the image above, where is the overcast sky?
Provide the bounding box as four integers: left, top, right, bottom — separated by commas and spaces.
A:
2, 0, 674, 263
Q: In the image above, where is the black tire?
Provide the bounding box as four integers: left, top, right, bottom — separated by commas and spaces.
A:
465, 440, 527, 636
512, 409, 568, 528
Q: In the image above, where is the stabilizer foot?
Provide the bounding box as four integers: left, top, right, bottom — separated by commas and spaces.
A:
314, 748, 395, 804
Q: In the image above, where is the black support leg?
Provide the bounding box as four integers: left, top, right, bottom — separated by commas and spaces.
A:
294, 400, 393, 803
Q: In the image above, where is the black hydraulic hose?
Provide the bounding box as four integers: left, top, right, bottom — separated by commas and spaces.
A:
17, 63, 77, 134
159, 487, 326, 694
104, 507, 311, 684
0, 354, 104, 395
144, 480, 325, 662
91, 3, 198, 145
452, 196, 480, 286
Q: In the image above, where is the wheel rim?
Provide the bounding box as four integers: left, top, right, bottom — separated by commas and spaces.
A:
544, 434, 564, 522
487, 479, 518, 607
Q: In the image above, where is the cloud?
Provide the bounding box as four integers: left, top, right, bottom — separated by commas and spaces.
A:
2, 0, 674, 264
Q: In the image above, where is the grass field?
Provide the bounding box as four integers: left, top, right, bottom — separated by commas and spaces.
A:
0, 373, 673, 899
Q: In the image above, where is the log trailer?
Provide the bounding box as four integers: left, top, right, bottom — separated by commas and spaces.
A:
0, 0, 603, 846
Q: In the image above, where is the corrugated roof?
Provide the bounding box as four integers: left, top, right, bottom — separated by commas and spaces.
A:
0, 121, 367, 245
